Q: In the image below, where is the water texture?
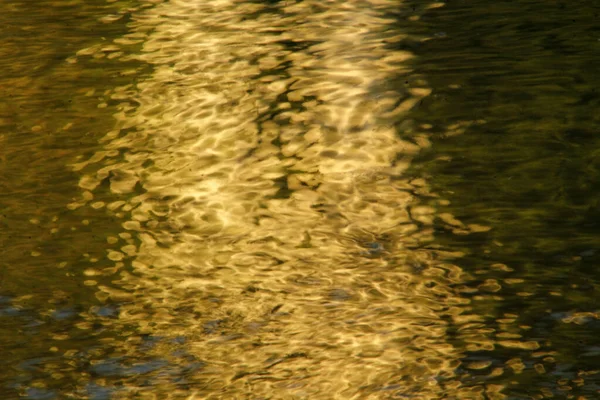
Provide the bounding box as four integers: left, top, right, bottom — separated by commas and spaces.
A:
2, 0, 599, 399
64, 0, 490, 398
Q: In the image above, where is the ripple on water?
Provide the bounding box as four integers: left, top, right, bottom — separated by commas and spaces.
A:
59, 0, 514, 398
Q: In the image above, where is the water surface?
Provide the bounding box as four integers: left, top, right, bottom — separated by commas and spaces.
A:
2, 0, 599, 399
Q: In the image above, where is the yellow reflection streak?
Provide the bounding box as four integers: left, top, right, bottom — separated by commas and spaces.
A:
70, 0, 506, 398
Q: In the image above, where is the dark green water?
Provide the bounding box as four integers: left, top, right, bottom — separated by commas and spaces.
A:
0, 1, 153, 398
1, 0, 599, 399
402, 0, 600, 398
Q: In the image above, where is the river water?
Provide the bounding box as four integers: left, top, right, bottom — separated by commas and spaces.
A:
1, 0, 599, 399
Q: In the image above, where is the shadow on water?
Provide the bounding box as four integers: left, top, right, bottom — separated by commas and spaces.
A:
399, 0, 600, 397
0, 0, 157, 398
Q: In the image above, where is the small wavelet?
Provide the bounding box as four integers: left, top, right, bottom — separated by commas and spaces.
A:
66, 0, 503, 398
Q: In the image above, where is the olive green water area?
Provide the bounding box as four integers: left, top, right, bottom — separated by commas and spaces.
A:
402, 0, 600, 398
2, 0, 600, 399
0, 1, 153, 398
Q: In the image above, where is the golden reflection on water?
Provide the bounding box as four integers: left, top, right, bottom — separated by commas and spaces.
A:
66, 0, 518, 398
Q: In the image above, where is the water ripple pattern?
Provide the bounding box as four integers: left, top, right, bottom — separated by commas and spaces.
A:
69, 0, 499, 398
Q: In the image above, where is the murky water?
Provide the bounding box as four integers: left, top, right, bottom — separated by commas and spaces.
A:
1, 0, 599, 399
402, 1, 600, 398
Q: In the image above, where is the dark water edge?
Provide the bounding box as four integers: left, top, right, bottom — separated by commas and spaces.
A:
0, 1, 154, 398
400, 0, 600, 397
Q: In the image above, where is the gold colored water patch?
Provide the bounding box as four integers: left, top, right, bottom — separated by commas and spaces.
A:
68, 0, 512, 398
